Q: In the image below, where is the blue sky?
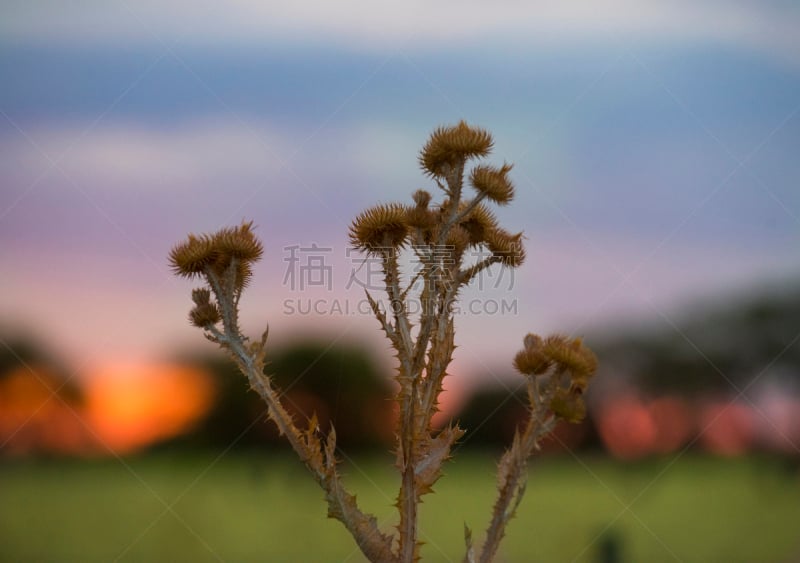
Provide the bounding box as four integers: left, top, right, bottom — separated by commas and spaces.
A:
1, 1, 798, 379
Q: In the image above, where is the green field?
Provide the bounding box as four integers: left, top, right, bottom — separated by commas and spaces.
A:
1, 452, 799, 562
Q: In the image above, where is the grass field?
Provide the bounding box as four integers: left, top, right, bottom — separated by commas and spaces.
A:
1, 451, 799, 562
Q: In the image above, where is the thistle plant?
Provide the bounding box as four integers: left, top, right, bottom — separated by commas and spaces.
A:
169, 121, 597, 562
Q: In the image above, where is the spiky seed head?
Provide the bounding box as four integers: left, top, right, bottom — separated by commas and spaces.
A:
514, 333, 552, 375
169, 234, 217, 277
412, 189, 432, 207
523, 333, 542, 350
212, 221, 264, 262
458, 203, 498, 245
406, 205, 437, 231
189, 302, 221, 327
234, 261, 254, 292
470, 163, 514, 205
170, 222, 264, 279
515, 333, 596, 420
445, 225, 470, 258
485, 228, 525, 267
542, 335, 597, 384
438, 198, 453, 214
419, 121, 493, 177
514, 348, 551, 375
191, 288, 212, 306
206, 247, 256, 293
349, 203, 409, 254
514, 356, 552, 375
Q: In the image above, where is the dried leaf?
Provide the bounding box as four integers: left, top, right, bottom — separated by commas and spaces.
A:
414, 425, 465, 496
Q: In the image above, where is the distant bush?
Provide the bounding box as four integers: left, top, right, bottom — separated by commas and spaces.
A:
173, 341, 392, 449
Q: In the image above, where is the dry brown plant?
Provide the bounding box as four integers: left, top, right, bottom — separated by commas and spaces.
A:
169, 121, 597, 562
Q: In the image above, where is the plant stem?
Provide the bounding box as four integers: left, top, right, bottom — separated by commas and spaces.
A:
397, 358, 419, 563
478, 412, 555, 563
208, 264, 396, 563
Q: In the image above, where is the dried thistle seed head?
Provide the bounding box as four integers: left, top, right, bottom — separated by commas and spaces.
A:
406, 205, 437, 231
445, 225, 470, 258
412, 189, 432, 208
234, 261, 254, 291
170, 222, 264, 279
212, 221, 264, 262
542, 335, 597, 383
189, 302, 221, 327
514, 333, 554, 376
458, 203, 498, 245
470, 163, 514, 205
519, 333, 597, 423
419, 121, 493, 177
436, 198, 458, 225
349, 203, 409, 253
523, 333, 542, 350
514, 348, 551, 375
549, 387, 587, 423
191, 288, 212, 306
485, 228, 525, 267
169, 234, 217, 277
513, 333, 551, 376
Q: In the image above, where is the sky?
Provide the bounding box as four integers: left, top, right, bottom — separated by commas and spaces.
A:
1, 0, 799, 384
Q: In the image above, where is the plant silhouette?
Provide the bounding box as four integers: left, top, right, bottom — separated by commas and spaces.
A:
170, 121, 597, 562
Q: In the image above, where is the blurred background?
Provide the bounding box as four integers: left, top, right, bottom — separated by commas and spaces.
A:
1, 1, 799, 561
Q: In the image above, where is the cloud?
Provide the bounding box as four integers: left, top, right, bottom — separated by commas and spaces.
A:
0, 119, 295, 194
0, 119, 431, 206
2, 1, 799, 63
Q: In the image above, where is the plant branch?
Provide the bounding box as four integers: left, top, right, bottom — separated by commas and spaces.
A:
381, 249, 421, 563
208, 264, 396, 563
365, 289, 399, 347
458, 255, 500, 286
451, 191, 488, 227
436, 161, 465, 247
476, 400, 556, 563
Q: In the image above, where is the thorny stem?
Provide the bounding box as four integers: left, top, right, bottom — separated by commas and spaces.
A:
206, 265, 241, 337
400, 267, 425, 302
383, 249, 420, 562
407, 160, 467, 433
437, 161, 465, 248
365, 289, 399, 346
418, 286, 456, 433
477, 382, 557, 563
451, 192, 488, 229
385, 249, 414, 363
458, 256, 500, 286
411, 263, 436, 381
206, 324, 303, 456
397, 353, 419, 562
207, 262, 396, 563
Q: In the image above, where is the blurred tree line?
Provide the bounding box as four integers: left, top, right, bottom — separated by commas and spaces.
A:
2, 282, 798, 455
0, 334, 82, 402
170, 341, 395, 450
593, 285, 800, 395
0, 332, 86, 455
457, 285, 800, 454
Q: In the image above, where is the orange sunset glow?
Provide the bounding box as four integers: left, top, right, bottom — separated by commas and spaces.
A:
85, 363, 214, 454
0, 365, 90, 456
0, 361, 215, 456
